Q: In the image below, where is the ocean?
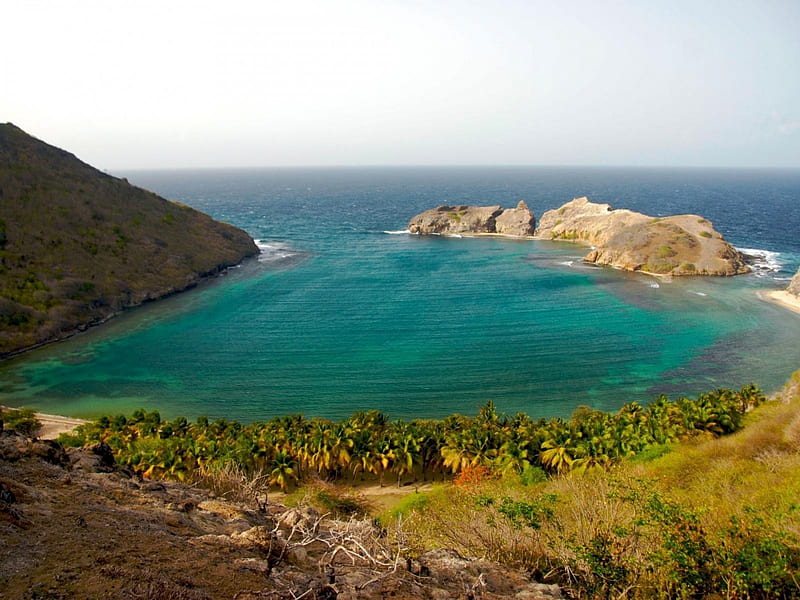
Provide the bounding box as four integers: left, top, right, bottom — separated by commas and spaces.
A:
2, 166, 799, 422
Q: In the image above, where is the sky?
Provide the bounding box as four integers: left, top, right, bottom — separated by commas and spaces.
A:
3, 0, 799, 169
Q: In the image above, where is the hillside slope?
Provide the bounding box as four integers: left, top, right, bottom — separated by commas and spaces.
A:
0, 124, 258, 356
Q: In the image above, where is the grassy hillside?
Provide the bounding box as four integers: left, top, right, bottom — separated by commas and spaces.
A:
0, 123, 258, 356
400, 372, 800, 598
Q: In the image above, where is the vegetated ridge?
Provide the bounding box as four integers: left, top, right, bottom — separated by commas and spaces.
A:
0, 123, 258, 357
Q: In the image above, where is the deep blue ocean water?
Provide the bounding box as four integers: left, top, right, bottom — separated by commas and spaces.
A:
2, 166, 800, 422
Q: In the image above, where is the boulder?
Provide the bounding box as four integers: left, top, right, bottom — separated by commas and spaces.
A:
68, 442, 116, 473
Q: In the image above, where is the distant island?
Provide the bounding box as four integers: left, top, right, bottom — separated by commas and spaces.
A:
0, 123, 258, 357
409, 196, 749, 277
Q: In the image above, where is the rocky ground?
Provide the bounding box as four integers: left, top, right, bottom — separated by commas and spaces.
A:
0, 431, 561, 599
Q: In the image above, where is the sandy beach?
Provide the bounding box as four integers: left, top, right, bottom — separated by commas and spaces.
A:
763, 290, 800, 315
34, 413, 88, 439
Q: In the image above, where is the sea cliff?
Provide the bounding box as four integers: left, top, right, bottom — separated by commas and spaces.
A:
534, 197, 749, 276
0, 123, 259, 357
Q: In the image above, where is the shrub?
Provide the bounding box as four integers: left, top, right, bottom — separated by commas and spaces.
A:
2, 407, 41, 437
453, 464, 495, 490
656, 245, 677, 259
699, 231, 712, 238
519, 465, 548, 486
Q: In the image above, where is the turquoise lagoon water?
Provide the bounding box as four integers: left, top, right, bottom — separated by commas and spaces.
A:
1, 167, 799, 422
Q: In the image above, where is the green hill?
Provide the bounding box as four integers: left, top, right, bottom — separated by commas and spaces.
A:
0, 123, 258, 357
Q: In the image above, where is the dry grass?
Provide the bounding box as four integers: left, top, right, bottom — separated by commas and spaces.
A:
191, 462, 270, 509
398, 370, 800, 598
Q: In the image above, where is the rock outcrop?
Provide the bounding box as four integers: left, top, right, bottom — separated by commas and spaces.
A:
788, 267, 800, 297
0, 123, 259, 357
534, 197, 749, 276
408, 201, 536, 236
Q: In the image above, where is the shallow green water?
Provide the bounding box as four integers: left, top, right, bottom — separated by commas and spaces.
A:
2, 167, 799, 421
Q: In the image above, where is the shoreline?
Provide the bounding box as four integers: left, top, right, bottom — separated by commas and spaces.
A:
762, 290, 800, 315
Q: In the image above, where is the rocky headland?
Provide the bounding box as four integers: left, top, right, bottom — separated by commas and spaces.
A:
408, 201, 536, 237
534, 197, 749, 276
0, 124, 259, 357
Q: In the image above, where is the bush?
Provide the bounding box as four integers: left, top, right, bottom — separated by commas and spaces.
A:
519, 465, 548, 486
2, 407, 41, 437
656, 245, 677, 259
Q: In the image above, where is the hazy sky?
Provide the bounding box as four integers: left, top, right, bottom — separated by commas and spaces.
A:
3, 0, 799, 169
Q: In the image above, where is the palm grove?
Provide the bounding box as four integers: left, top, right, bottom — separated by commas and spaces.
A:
61, 385, 764, 490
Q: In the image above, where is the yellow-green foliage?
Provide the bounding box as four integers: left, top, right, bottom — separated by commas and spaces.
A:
396, 376, 800, 599
1, 406, 41, 436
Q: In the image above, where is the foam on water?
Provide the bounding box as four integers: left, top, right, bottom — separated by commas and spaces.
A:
255, 239, 303, 264
383, 229, 411, 235
738, 247, 783, 276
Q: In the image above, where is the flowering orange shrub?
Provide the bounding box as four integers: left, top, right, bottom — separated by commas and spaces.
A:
453, 464, 495, 490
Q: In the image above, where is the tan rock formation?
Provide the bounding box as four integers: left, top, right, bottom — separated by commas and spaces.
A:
408, 201, 535, 236
494, 201, 537, 236
534, 197, 749, 276
788, 267, 800, 297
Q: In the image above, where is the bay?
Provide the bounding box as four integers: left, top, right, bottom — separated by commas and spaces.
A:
2, 166, 799, 422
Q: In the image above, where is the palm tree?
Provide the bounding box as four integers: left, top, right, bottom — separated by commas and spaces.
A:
269, 450, 298, 491
539, 438, 574, 474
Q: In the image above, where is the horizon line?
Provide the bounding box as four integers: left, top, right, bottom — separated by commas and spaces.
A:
111, 163, 800, 173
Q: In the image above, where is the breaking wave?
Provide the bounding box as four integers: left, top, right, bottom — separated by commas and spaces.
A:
738, 247, 782, 276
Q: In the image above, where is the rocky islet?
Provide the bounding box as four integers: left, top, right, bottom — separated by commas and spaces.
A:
409, 196, 749, 277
